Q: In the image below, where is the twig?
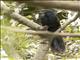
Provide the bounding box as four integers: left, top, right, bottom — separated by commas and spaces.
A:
1, 1, 43, 30
27, 1, 80, 11
1, 26, 80, 37
57, 12, 79, 32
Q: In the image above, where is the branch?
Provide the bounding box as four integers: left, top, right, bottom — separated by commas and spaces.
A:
1, 26, 80, 37
1, 1, 43, 30
57, 12, 79, 32
27, 1, 80, 11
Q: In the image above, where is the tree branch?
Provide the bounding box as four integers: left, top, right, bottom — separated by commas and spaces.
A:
1, 26, 80, 37
26, 1, 80, 11
1, 1, 43, 30
57, 12, 79, 32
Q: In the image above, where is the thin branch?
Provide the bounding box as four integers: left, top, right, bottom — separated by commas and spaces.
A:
27, 1, 80, 11
57, 12, 79, 32
1, 26, 80, 37
1, 1, 43, 30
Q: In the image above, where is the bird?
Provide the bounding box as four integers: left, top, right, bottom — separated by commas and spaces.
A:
38, 9, 65, 53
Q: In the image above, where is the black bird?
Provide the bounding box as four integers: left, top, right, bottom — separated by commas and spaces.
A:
38, 9, 65, 53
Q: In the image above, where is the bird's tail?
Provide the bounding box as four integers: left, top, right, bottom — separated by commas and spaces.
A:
50, 35, 65, 54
